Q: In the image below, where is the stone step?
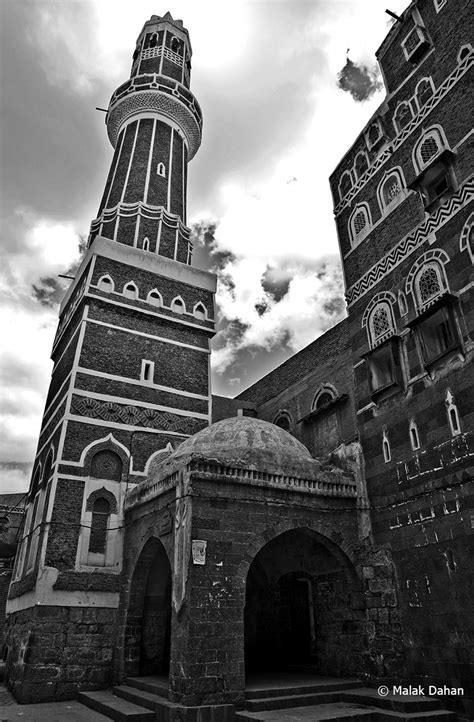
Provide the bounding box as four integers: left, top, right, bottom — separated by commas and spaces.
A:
125, 675, 169, 698
78, 689, 154, 721
236, 703, 458, 721
344, 689, 446, 713
245, 677, 363, 700
112, 684, 165, 712
244, 690, 362, 711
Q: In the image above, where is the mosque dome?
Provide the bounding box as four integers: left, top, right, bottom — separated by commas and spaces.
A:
170, 416, 313, 470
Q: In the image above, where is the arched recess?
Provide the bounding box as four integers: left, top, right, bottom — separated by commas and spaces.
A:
405, 249, 450, 310
98, 275, 114, 293
412, 125, 449, 174
349, 203, 372, 246
124, 537, 172, 677
377, 167, 406, 212
273, 410, 292, 431
312, 384, 338, 411
243, 527, 363, 677
79, 433, 130, 480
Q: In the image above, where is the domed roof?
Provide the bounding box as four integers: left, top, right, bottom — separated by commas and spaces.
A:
171, 416, 312, 469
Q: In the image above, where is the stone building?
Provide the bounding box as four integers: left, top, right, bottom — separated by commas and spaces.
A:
4, 1, 473, 720
0, 494, 26, 648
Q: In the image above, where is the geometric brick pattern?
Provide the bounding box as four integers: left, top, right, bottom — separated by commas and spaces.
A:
71, 396, 206, 435
346, 178, 474, 306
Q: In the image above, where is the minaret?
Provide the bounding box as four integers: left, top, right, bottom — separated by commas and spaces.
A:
6, 13, 216, 703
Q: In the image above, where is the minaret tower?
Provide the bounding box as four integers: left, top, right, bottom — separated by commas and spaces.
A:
6, 13, 215, 702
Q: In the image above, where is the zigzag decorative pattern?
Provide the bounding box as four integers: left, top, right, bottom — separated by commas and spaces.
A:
71, 396, 207, 435
334, 51, 473, 217
346, 179, 474, 307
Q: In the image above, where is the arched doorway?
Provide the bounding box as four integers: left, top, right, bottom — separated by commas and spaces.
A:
244, 529, 363, 677
124, 538, 172, 677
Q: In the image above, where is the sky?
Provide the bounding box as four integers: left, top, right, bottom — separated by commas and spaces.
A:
0, 0, 408, 492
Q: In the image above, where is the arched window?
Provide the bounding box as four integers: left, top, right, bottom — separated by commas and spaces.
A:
90, 450, 123, 481
312, 387, 337, 411
42, 449, 54, 485
193, 302, 207, 321
89, 497, 111, 555
349, 204, 371, 245
171, 36, 182, 54
379, 170, 404, 210
409, 419, 421, 450
123, 282, 138, 300
413, 128, 447, 173
157, 162, 166, 177
171, 297, 186, 314
354, 152, 369, 180
274, 412, 291, 431
338, 172, 352, 200
149, 33, 158, 49
147, 289, 162, 307
394, 103, 413, 133
142, 237, 150, 252
415, 78, 434, 109
98, 276, 114, 293
382, 430, 391, 463
414, 263, 445, 308
457, 45, 472, 63
445, 390, 461, 436
366, 121, 382, 150
368, 303, 394, 346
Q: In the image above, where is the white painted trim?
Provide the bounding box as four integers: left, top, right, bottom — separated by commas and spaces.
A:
167, 127, 174, 213
41, 375, 71, 422
75, 366, 208, 399
85, 315, 210, 352
102, 128, 126, 222
88, 286, 214, 324
72, 388, 209, 419
60, 235, 216, 313
143, 117, 157, 205
87, 293, 214, 338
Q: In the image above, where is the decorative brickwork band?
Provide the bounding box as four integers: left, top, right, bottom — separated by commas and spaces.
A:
345, 178, 474, 306
107, 86, 202, 159
88, 201, 191, 241
71, 396, 207, 435
333, 50, 473, 217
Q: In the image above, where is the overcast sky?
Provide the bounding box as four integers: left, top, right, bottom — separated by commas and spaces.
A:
0, 0, 407, 492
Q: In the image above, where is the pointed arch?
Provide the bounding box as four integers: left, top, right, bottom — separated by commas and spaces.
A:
77, 433, 130, 471
460, 212, 474, 263
414, 77, 435, 110
193, 302, 207, 320
353, 151, 369, 180
312, 384, 338, 411
338, 171, 353, 201
86, 487, 118, 514
98, 275, 114, 293
377, 167, 406, 212
157, 162, 166, 177
142, 237, 150, 252
123, 281, 139, 300
143, 443, 175, 476
147, 289, 163, 307
42, 445, 55, 486
393, 102, 413, 133
171, 296, 186, 314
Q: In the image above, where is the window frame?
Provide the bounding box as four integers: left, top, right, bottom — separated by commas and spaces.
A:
409, 295, 461, 369
364, 336, 403, 401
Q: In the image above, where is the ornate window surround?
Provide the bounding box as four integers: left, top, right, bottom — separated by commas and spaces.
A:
362, 292, 397, 348
405, 249, 450, 311
349, 202, 372, 246
377, 166, 407, 214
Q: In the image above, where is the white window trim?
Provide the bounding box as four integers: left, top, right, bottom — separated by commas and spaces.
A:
141, 359, 155, 383
446, 389, 461, 436
349, 203, 372, 247
382, 430, 391, 463
409, 419, 421, 451
147, 289, 163, 306
123, 281, 139, 300
98, 275, 115, 293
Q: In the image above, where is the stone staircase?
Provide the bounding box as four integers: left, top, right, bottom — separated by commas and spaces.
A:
77, 674, 459, 721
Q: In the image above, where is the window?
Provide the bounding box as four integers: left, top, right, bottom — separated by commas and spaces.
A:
147, 289, 162, 306
171, 297, 185, 314
274, 413, 291, 431
315, 392, 333, 409
349, 204, 371, 245
142, 237, 150, 251
382, 430, 391, 463
457, 45, 472, 63
141, 359, 154, 383
445, 390, 461, 436
413, 127, 447, 172
415, 79, 433, 109
171, 36, 182, 54
409, 419, 421, 450
98, 276, 114, 293
366, 338, 401, 397
418, 160, 454, 210
123, 282, 138, 300
401, 26, 430, 62
366, 121, 383, 150
193, 303, 207, 321
416, 305, 457, 364
149, 33, 158, 49
89, 498, 111, 555
367, 302, 395, 348
379, 170, 405, 210
90, 450, 123, 481
414, 263, 445, 309
394, 103, 413, 133
354, 153, 369, 179
157, 162, 166, 177
338, 172, 352, 200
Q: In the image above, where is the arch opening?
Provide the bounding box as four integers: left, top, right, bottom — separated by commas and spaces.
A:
124, 538, 172, 678
244, 529, 363, 678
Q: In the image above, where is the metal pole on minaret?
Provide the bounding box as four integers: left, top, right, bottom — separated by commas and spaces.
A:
5, 13, 216, 703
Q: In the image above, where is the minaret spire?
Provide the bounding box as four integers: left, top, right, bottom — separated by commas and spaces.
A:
89, 13, 202, 264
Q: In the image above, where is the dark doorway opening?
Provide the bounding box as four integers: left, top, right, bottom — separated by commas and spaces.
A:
244, 529, 362, 677
124, 538, 171, 677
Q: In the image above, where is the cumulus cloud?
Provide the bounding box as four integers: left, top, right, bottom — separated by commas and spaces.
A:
337, 57, 382, 102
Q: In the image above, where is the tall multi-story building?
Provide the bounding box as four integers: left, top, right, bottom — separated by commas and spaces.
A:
5, 2, 473, 720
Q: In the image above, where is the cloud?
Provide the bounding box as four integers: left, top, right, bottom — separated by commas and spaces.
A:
337, 57, 383, 102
